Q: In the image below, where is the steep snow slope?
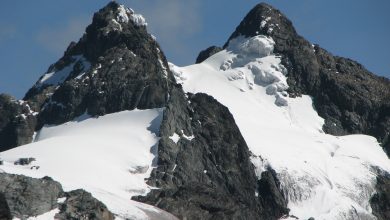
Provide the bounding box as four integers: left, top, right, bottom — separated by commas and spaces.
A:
172, 35, 390, 220
0, 109, 173, 220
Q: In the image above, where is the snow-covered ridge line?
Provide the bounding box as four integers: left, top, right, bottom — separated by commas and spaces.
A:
172, 34, 390, 220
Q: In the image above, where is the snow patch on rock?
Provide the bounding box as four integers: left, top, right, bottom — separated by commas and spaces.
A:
116, 5, 147, 27
130, 14, 147, 27
37, 55, 90, 88
117, 5, 130, 23
169, 133, 180, 144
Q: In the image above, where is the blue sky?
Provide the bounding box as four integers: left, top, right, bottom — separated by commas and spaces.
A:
0, 0, 389, 98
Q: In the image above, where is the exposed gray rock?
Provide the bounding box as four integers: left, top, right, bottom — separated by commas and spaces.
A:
0, 94, 36, 152
195, 46, 222, 63
0, 173, 117, 220
224, 3, 390, 155
135, 88, 288, 219
55, 189, 114, 220
0, 173, 63, 219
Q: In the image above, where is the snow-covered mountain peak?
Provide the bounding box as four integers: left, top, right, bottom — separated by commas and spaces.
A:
22, 1, 172, 128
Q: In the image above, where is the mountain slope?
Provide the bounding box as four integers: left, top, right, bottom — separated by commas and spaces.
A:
172, 32, 390, 219
224, 3, 390, 155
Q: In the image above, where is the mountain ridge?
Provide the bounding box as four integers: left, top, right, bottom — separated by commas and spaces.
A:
0, 1, 389, 220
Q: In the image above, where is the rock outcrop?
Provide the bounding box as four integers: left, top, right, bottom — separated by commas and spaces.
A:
0, 94, 36, 152
135, 88, 288, 219
0, 173, 63, 219
0, 173, 115, 220
55, 189, 114, 220
195, 46, 222, 64
224, 3, 390, 155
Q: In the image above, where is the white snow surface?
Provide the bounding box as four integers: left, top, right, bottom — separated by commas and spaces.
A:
172, 35, 390, 220
0, 109, 174, 220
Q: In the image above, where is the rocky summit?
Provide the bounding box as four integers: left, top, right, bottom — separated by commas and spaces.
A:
0, 2, 389, 220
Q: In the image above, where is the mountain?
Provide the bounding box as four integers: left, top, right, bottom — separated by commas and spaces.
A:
0, 2, 390, 220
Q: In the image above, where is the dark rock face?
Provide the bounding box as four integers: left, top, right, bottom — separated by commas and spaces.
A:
23, 1, 174, 128
135, 89, 288, 219
55, 189, 114, 220
0, 94, 36, 152
0, 173, 63, 219
370, 172, 390, 220
225, 3, 390, 155
257, 170, 289, 218
0, 193, 12, 220
195, 46, 222, 63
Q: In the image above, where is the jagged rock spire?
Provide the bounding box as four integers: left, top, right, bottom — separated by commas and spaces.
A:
23, 1, 173, 127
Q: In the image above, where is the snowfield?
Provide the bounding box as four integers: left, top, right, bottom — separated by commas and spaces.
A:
172, 35, 390, 220
0, 109, 177, 220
